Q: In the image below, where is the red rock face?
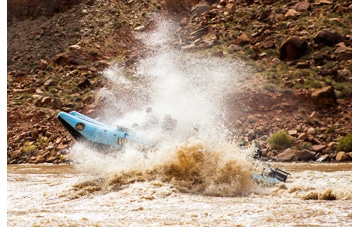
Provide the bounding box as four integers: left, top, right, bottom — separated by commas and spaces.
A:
8, 0, 85, 21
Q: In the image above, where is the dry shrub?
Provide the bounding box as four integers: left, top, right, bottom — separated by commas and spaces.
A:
268, 130, 293, 150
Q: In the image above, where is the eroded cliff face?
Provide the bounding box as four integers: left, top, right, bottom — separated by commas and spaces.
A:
7, 0, 89, 22
7, 0, 352, 164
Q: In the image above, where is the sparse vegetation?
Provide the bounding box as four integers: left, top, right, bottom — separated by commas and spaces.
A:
7, 0, 352, 164
263, 83, 277, 92
22, 142, 37, 154
337, 134, 352, 152
268, 130, 293, 150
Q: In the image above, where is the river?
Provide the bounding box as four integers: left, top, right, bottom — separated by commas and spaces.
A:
7, 18, 352, 227
7, 142, 352, 227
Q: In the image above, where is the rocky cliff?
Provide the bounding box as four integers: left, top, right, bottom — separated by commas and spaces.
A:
7, 0, 352, 164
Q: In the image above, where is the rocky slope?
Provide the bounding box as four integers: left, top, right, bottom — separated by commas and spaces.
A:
7, 0, 352, 164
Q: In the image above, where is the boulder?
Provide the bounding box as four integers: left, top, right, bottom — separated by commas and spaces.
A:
307, 127, 316, 135
312, 144, 327, 152
276, 148, 299, 162
334, 46, 352, 61
294, 1, 311, 11
311, 86, 337, 107
279, 36, 307, 61
297, 133, 308, 141
298, 149, 316, 161
233, 32, 253, 46
336, 151, 350, 162
314, 29, 343, 46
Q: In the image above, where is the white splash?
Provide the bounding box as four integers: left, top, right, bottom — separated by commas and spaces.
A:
71, 18, 251, 176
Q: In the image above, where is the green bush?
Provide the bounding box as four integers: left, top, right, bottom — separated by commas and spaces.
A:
337, 134, 352, 152
268, 130, 293, 150
22, 142, 37, 154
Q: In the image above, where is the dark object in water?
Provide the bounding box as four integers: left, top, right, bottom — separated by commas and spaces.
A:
267, 167, 291, 183
252, 165, 291, 186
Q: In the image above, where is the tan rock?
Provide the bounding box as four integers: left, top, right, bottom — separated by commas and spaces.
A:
312, 144, 327, 152
276, 148, 298, 162
336, 151, 349, 162
297, 133, 308, 141
294, 1, 311, 11
307, 127, 316, 135
285, 9, 301, 19
311, 86, 337, 107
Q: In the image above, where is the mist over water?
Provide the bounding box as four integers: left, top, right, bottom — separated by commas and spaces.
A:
68, 19, 262, 196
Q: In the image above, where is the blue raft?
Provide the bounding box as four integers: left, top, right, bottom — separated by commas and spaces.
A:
57, 111, 147, 149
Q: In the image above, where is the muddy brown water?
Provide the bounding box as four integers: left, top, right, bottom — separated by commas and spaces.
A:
7, 144, 352, 227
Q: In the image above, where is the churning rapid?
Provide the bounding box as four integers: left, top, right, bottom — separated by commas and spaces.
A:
7, 19, 352, 227
68, 19, 258, 197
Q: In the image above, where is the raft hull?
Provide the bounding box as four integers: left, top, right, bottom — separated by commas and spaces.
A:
57, 111, 128, 148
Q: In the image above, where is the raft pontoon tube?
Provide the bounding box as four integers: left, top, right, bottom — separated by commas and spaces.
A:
57, 111, 147, 148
